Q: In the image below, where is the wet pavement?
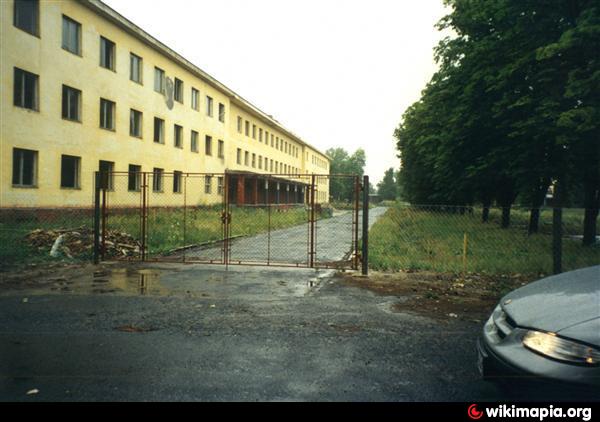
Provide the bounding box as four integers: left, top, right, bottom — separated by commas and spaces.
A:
0, 261, 519, 402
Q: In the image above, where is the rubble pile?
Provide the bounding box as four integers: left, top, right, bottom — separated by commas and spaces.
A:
25, 227, 141, 258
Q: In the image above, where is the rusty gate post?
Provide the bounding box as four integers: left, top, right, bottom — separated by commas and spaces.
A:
101, 179, 107, 261
309, 174, 316, 268
223, 173, 231, 268
141, 172, 148, 261
362, 175, 369, 275
93, 172, 101, 264
353, 176, 360, 270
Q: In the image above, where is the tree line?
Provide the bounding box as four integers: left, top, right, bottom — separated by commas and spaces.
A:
394, 0, 599, 244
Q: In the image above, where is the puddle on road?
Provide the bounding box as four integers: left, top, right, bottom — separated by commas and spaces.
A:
7, 266, 325, 298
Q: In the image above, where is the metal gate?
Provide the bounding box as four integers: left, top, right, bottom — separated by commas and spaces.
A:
93, 171, 368, 270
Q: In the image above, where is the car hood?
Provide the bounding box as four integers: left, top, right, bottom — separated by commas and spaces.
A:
502, 265, 600, 342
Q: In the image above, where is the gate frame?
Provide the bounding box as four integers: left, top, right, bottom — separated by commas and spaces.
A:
93, 171, 368, 271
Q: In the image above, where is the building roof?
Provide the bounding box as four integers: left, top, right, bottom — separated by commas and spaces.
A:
81, 0, 329, 160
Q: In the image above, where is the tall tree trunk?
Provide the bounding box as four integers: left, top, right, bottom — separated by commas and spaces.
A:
496, 179, 516, 229
481, 193, 492, 223
482, 206, 490, 223
501, 206, 511, 228
582, 181, 599, 246
528, 179, 551, 235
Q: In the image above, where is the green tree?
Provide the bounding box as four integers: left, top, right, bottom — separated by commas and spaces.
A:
326, 147, 366, 202
377, 168, 397, 201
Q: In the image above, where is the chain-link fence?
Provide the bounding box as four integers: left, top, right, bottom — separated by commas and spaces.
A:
100, 172, 361, 269
369, 203, 600, 275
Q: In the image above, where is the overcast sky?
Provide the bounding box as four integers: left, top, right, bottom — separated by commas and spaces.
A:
103, 0, 450, 184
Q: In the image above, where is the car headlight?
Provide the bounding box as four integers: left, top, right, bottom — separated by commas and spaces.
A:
523, 330, 600, 366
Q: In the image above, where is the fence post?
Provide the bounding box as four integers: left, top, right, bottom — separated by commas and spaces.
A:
362, 175, 369, 275
93, 171, 101, 264
553, 206, 562, 274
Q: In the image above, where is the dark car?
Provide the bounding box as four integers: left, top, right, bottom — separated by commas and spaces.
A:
478, 265, 600, 396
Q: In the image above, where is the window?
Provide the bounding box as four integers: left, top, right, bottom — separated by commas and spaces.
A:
191, 130, 199, 152
270, 159, 273, 172
154, 67, 165, 94
98, 160, 114, 190
152, 168, 163, 192
271, 134, 274, 147
128, 164, 141, 191
99, 36, 115, 70
252, 153, 256, 168
217, 177, 224, 196
13, 67, 38, 111
218, 103, 225, 122
130, 53, 143, 84
236, 148, 242, 165
205, 135, 212, 156
245, 121, 250, 136
99, 98, 115, 130
173, 171, 182, 193
204, 176, 212, 194
191, 88, 199, 111
258, 155, 262, 170
153, 117, 164, 143
174, 124, 183, 148
62, 85, 81, 122
259, 128, 263, 142
174, 78, 183, 103
265, 131, 269, 144
252, 125, 256, 139
61, 155, 80, 189
275, 137, 279, 149
206, 96, 213, 117
14, 0, 38, 36
218, 140, 224, 158
130, 109, 142, 138
244, 151, 249, 166
237, 116, 242, 133
62, 15, 81, 55
12, 148, 37, 187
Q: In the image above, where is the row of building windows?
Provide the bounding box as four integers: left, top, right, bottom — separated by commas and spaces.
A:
235, 148, 299, 174
312, 155, 328, 170
13, 0, 227, 121
12, 147, 224, 195
236, 116, 300, 159
13, 66, 226, 157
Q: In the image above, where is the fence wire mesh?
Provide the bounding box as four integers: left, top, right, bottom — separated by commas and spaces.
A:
368, 203, 600, 275
95, 172, 362, 269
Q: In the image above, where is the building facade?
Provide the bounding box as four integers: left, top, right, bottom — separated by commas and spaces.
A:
1, 0, 330, 209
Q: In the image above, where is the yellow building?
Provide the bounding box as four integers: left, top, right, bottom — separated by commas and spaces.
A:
0, 0, 330, 209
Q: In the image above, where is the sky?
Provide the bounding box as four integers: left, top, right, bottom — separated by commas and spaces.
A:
103, 0, 450, 184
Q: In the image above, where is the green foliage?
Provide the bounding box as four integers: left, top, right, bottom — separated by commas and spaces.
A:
395, 0, 600, 241
326, 147, 366, 202
377, 168, 398, 201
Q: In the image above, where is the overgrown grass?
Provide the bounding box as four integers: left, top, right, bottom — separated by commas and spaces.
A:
0, 211, 94, 269
1, 205, 325, 268
369, 205, 600, 275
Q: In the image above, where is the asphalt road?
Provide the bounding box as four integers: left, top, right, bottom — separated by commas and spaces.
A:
184, 207, 388, 266
0, 262, 510, 402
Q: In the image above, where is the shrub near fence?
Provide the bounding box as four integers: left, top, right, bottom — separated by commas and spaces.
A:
369, 204, 600, 275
